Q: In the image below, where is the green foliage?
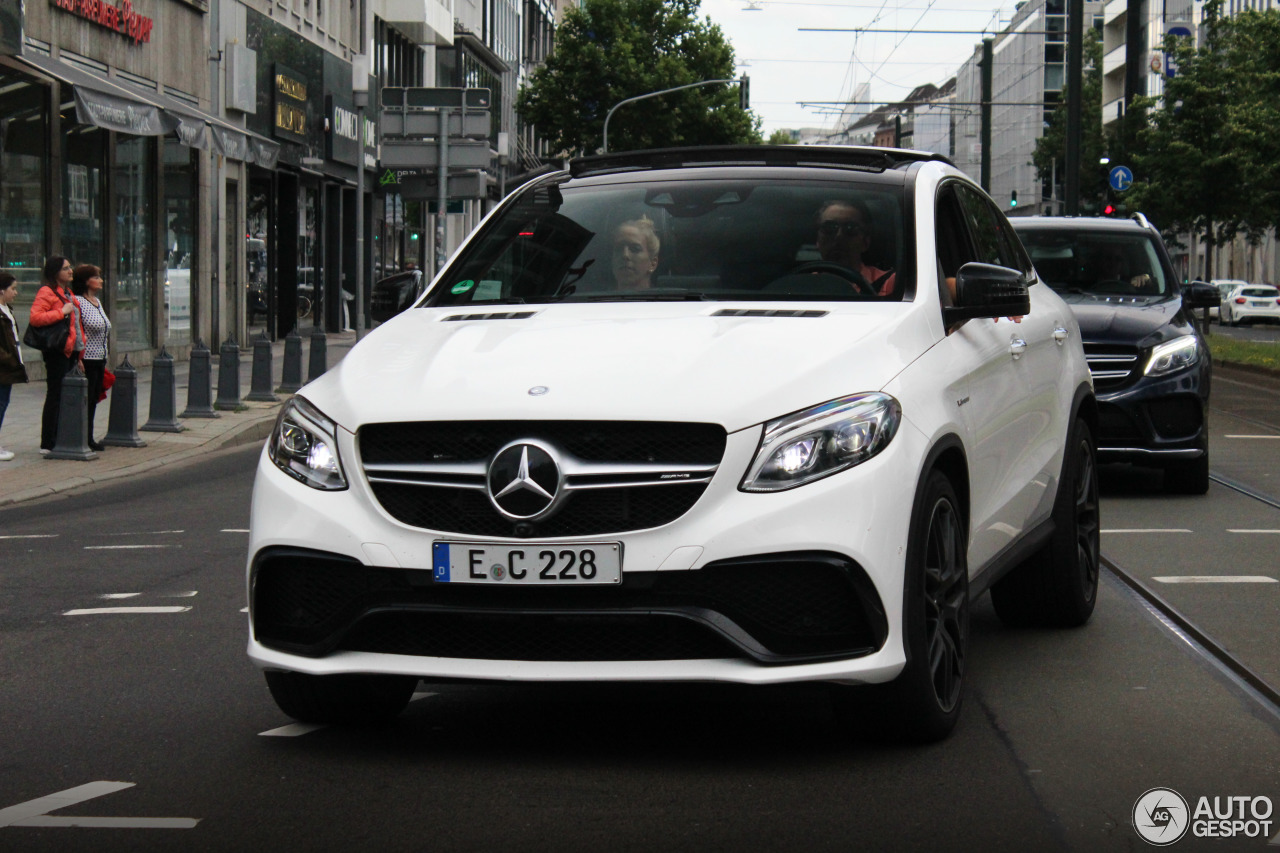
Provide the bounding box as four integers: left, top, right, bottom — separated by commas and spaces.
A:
1129, 3, 1280, 249
767, 129, 797, 145
515, 0, 761, 156
1032, 29, 1112, 213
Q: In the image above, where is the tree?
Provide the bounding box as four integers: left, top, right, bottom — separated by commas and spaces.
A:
1032, 29, 1112, 213
1127, 3, 1280, 271
767, 129, 796, 145
516, 0, 760, 156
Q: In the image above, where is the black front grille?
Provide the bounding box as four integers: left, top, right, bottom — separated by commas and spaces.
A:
251, 549, 887, 663
360, 421, 726, 466
370, 481, 708, 537
1084, 344, 1140, 391
1148, 396, 1202, 440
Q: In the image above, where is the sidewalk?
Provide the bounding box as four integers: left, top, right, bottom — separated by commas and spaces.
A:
0, 330, 359, 507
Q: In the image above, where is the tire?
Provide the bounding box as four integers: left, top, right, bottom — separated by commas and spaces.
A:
834, 470, 969, 743
991, 416, 1100, 629
1164, 449, 1210, 495
265, 671, 418, 725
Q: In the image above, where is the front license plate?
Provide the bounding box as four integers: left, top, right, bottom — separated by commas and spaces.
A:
432, 542, 622, 585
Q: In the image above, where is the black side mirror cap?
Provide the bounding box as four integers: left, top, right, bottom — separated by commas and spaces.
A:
1182, 280, 1221, 309
943, 262, 1032, 325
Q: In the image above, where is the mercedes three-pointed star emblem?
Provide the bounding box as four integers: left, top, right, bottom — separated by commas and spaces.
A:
486, 441, 563, 520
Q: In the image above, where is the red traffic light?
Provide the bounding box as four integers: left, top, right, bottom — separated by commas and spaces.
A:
1103, 204, 1116, 215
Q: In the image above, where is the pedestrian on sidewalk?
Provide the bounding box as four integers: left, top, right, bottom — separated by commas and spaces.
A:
71, 264, 111, 452
0, 272, 29, 462
29, 256, 87, 454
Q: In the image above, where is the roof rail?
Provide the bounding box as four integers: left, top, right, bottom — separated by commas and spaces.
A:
568, 145, 954, 179
1131, 212, 1153, 230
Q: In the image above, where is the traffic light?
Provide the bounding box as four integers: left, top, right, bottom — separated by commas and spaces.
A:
739, 76, 750, 111
1009, 190, 1018, 209
1103, 203, 1116, 215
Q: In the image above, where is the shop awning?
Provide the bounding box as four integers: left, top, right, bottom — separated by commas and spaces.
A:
15, 51, 281, 167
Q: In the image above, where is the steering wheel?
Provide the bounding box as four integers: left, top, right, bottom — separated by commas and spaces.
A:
790, 261, 877, 296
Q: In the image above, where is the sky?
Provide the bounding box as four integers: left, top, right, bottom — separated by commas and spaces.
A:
699, 0, 1025, 137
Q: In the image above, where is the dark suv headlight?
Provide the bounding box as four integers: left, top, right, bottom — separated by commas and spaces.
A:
1144, 335, 1199, 377
267, 397, 348, 490
740, 393, 901, 492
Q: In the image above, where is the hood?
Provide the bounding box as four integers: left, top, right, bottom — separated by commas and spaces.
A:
1058, 294, 1191, 346
305, 303, 935, 434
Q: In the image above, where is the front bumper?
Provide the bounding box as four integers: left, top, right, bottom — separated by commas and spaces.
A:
246, 419, 928, 686
1093, 366, 1209, 465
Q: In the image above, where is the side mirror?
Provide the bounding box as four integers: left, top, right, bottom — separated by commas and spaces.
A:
943, 262, 1032, 326
1181, 280, 1220, 309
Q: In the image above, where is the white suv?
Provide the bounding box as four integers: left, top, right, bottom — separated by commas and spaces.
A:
248, 146, 1097, 741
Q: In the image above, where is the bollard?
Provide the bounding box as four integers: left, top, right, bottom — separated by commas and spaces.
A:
277, 325, 304, 393
246, 334, 279, 402
215, 337, 243, 411
180, 339, 219, 418
307, 325, 328, 382
140, 348, 186, 433
47, 361, 97, 460
103, 355, 147, 447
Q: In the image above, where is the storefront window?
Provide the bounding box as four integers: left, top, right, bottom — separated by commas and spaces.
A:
0, 69, 48, 345
60, 104, 105, 281
114, 135, 154, 348
247, 182, 271, 329
163, 139, 195, 345
299, 183, 318, 323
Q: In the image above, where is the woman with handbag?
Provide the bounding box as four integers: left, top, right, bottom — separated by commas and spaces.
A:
0, 272, 29, 461
28, 256, 86, 454
71, 264, 111, 451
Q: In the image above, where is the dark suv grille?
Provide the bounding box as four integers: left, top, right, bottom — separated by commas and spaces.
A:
1083, 344, 1140, 391
359, 421, 727, 537
251, 549, 888, 663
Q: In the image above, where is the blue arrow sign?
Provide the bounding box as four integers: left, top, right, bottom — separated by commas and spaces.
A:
1109, 165, 1134, 193
1166, 26, 1192, 77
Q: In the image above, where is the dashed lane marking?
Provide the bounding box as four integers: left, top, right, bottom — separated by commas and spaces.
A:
1224, 434, 1280, 439
1153, 576, 1278, 584
99, 593, 141, 600
63, 607, 192, 616
84, 545, 174, 550
1104, 529, 1193, 534
221, 529, 250, 533
257, 692, 437, 737
0, 781, 199, 829
105, 530, 186, 536
1228, 529, 1280, 534
0, 535, 58, 540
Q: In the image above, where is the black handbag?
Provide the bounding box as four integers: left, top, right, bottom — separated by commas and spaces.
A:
23, 317, 70, 353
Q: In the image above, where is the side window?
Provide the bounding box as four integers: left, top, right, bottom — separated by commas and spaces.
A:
956, 185, 1026, 272
935, 185, 974, 280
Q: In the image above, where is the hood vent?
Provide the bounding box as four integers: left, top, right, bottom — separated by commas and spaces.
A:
441, 311, 538, 322
712, 308, 828, 318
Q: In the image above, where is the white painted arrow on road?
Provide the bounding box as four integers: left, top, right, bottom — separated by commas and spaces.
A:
0, 781, 199, 829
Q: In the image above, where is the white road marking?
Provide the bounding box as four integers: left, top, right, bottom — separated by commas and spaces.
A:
84, 545, 173, 550
259, 723, 326, 737
1153, 576, 1278, 584
1228, 529, 1280, 534
1224, 434, 1280, 439
256, 692, 437, 737
99, 593, 141, 599
165, 591, 199, 598
0, 534, 58, 540
221, 529, 250, 533
63, 607, 192, 616
0, 781, 198, 829
105, 529, 186, 536
1103, 529, 1193, 534
240, 607, 249, 613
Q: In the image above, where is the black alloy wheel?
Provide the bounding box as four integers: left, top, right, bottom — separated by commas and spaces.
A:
921, 487, 968, 715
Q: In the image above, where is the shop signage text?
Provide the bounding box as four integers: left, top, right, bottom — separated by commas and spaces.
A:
51, 0, 153, 44
273, 65, 308, 143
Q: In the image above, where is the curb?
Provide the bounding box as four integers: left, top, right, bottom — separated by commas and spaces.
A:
1215, 359, 1280, 381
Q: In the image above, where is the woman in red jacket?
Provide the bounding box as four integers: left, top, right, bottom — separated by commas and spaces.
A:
28, 256, 87, 453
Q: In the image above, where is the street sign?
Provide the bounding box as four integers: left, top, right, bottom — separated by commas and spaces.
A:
1109, 165, 1134, 193
1165, 26, 1192, 77
381, 87, 491, 109
380, 139, 493, 169
381, 110, 491, 140
398, 171, 488, 200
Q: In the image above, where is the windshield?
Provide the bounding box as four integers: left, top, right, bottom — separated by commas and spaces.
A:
1017, 229, 1172, 297
427, 176, 912, 306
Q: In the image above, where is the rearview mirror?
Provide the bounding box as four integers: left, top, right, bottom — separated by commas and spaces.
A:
1181, 280, 1220, 309
943, 262, 1031, 326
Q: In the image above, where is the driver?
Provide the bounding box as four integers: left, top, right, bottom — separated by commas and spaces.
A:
815, 200, 896, 295
612, 217, 660, 290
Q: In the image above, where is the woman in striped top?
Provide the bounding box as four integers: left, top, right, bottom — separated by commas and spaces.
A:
71, 264, 111, 452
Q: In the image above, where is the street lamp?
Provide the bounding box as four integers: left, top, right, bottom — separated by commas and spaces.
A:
353, 53, 369, 341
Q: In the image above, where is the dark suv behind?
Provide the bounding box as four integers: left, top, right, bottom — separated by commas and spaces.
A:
1012, 214, 1219, 494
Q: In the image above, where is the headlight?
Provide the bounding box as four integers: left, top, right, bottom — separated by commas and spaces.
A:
740, 392, 901, 492
1144, 335, 1199, 377
267, 397, 348, 490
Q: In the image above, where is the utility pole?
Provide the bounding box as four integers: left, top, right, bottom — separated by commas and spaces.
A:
980, 38, 992, 193
1064, 0, 1083, 215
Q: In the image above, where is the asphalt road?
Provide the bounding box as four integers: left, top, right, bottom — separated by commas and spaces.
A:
2, 370, 1280, 852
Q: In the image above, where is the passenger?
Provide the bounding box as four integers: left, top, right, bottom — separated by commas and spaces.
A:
815, 200, 896, 295
611, 217, 660, 290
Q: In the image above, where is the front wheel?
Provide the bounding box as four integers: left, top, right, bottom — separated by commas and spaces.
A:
991, 416, 1100, 628
265, 671, 418, 725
